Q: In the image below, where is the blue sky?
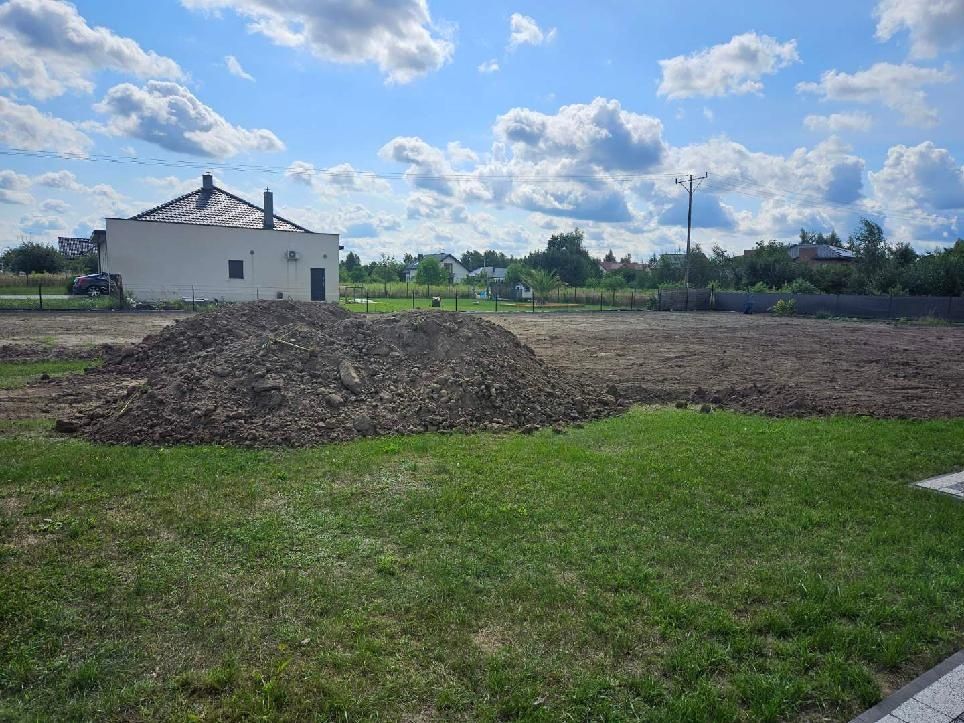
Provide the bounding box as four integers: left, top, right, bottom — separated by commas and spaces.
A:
1, 0, 963, 262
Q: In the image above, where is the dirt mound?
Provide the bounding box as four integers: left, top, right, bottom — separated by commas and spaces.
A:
73, 301, 620, 446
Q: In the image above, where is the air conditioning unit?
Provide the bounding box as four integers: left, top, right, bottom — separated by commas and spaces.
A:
286, 250, 299, 261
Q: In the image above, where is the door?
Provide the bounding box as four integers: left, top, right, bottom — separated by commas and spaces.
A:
310, 267, 326, 301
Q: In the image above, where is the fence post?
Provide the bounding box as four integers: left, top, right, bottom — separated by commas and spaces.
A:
531, 294, 535, 313
630, 290, 635, 310
412, 290, 415, 309
38, 283, 43, 310
192, 285, 196, 312
495, 294, 498, 312
366, 287, 369, 313
599, 293, 603, 311
455, 290, 458, 312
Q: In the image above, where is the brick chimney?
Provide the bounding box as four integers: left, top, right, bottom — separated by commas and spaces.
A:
263, 188, 274, 229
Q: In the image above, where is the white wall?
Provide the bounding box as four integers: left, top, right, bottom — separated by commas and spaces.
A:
104, 219, 340, 302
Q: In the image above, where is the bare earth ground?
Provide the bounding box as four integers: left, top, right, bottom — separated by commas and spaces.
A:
0, 310, 962, 421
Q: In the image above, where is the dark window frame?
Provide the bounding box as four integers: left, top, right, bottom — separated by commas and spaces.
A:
228, 259, 244, 279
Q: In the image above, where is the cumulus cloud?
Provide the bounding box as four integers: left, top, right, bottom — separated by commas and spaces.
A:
225, 55, 255, 81
657, 32, 799, 99
658, 193, 737, 230
870, 142, 964, 212
94, 81, 285, 158
285, 160, 390, 195
493, 97, 665, 170
797, 62, 953, 127
804, 112, 874, 133
19, 213, 66, 236
0, 0, 182, 100
0, 97, 91, 154
181, 0, 454, 84
875, 0, 964, 58
379, 136, 466, 197
0, 170, 33, 205
508, 13, 556, 49
478, 58, 500, 74
34, 169, 123, 201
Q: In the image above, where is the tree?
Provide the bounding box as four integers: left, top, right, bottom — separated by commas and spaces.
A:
415, 256, 446, 287
523, 268, 563, 304
504, 262, 527, 287
344, 251, 361, 272
601, 273, 627, 304
603, 249, 616, 263
1, 242, 64, 274
525, 228, 599, 287
619, 252, 632, 264
372, 254, 402, 294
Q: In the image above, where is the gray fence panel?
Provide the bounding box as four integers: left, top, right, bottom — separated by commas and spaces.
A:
951, 297, 964, 322
658, 289, 711, 311
892, 296, 951, 319
713, 291, 748, 312
835, 294, 891, 318
792, 294, 838, 315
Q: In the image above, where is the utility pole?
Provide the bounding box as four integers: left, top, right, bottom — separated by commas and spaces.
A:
675, 172, 708, 288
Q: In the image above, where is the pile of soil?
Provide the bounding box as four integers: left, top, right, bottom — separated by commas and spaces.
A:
73, 301, 621, 446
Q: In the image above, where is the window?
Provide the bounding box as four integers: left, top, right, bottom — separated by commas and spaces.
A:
228, 259, 244, 279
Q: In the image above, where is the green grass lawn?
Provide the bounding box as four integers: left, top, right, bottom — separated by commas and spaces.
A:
339, 296, 627, 313
1, 409, 962, 721
0, 360, 96, 389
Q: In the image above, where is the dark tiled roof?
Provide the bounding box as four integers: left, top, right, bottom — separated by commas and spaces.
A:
131, 186, 311, 233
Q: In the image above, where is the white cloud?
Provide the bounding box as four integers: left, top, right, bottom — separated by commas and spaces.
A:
0, 97, 91, 154
804, 112, 874, 133
508, 13, 556, 49
657, 32, 799, 99
446, 141, 478, 167
34, 170, 123, 201
94, 81, 285, 158
797, 62, 953, 127
225, 55, 255, 81
285, 160, 391, 195
0, 0, 182, 100
0, 170, 32, 205
40, 198, 69, 213
493, 97, 665, 170
478, 58, 500, 74
181, 0, 454, 84
875, 0, 964, 58
870, 142, 964, 212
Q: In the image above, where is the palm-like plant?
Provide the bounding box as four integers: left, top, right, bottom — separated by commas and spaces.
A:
523, 268, 563, 304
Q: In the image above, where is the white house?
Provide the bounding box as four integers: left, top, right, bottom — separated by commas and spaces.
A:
403, 253, 469, 283
102, 173, 340, 302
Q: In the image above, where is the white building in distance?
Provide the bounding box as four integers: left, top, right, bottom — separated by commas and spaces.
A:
103, 173, 340, 302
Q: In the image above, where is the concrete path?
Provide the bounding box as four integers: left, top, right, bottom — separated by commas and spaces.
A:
915, 471, 964, 500
852, 651, 964, 723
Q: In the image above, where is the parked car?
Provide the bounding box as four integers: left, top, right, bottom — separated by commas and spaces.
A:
70, 272, 118, 297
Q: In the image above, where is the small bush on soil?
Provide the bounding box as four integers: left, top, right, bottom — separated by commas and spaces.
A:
772, 299, 797, 316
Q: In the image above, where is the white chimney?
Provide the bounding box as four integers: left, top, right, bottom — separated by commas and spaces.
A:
263, 188, 274, 229
202, 172, 213, 190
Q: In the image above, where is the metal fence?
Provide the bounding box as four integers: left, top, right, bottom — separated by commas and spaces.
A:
712, 290, 964, 322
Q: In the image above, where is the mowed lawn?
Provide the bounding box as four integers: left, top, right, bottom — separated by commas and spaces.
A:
1, 409, 963, 721
338, 297, 628, 314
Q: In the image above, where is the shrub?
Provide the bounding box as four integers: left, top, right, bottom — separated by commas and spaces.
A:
772, 299, 797, 316
780, 278, 820, 294
749, 281, 771, 293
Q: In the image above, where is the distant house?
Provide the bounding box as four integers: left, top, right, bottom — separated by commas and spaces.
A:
599, 260, 648, 273
403, 253, 469, 283
103, 173, 340, 302
788, 244, 855, 265
468, 265, 507, 281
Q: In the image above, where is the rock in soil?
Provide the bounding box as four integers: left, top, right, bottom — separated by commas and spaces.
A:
72, 301, 620, 447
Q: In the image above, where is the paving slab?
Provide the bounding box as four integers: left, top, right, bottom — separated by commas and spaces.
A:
914, 471, 964, 501
852, 650, 964, 723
